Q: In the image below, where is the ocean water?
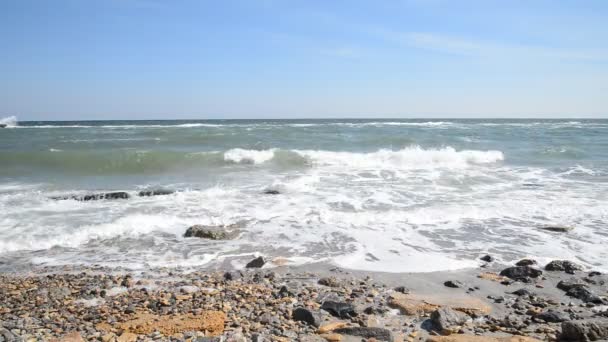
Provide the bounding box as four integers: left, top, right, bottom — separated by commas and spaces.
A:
1, 118, 607, 272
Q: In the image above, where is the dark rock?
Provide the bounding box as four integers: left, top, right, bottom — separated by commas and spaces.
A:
292, 307, 321, 327
333, 327, 393, 341
0, 124, 6, 128
566, 286, 604, 304
534, 310, 569, 322
183, 225, 240, 240
515, 259, 537, 267
545, 260, 583, 274
138, 189, 174, 197
557, 279, 587, 292
561, 319, 608, 341
81, 192, 130, 201
540, 225, 573, 233
499, 266, 542, 281
318, 277, 340, 287
364, 306, 388, 315
480, 254, 494, 262
511, 288, 534, 297
430, 307, 470, 334
263, 189, 280, 195
245, 256, 266, 268
443, 280, 464, 288
589, 271, 602, 277
394, 286, 410, 294
321, 301, 357, 318
277, 285, 293, 298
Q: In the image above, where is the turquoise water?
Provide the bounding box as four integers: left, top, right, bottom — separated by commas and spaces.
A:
1, 119, 607, 272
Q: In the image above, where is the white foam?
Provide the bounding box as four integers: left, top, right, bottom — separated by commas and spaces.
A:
0, 116, 17, 127
224, 148, 276, 164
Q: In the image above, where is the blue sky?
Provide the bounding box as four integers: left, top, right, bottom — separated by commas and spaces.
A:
1, 0, 607, 120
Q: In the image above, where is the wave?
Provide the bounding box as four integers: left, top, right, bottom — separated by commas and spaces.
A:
0, 146, 503, 175
0, 116, 18, 127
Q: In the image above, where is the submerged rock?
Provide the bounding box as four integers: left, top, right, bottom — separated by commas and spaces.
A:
540, 225, 574, 233
480, 255, 494, 262
545, 260, 583, 274
321, 301, 357, 319
53, 191, 130, 201
137, 189, 174, 197
183, 225, 240, 240
0, 124, 6, 128
561, 319, 608, 341
245, 256, 266, 268
262, 189, 280, 195
499, 266, 542, 282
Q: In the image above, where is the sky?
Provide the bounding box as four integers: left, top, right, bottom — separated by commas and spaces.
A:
1, 0, 607, 120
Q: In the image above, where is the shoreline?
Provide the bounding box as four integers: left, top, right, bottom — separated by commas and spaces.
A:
1, 258, 606, 341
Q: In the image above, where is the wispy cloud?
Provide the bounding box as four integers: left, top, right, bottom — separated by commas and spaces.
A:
370, 29, 608, 62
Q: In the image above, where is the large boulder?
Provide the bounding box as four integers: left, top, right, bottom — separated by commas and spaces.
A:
499, 266, 542, 282
430, 307, 470, 335
561, 319, 608, 341
184, 225, 240, 240
545, 260, 583, 274
245, 256, 266, 268
292, 307, 321, 327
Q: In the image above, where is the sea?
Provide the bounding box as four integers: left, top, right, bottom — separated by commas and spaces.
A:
1, 116, 607, 273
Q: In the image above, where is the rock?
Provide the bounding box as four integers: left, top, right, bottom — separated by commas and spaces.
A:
394, 286, 410, 294
0, 124, 6, 128
515, 259, 537, 267
81, 192, 130, 201
138, 189, 174, 197
0, 328, 17, 342
430, 307, 470, 335
116, 332, 137, 342
499, 266, 542, 281
561, 319, 608, 341
477, 272, 509, 282
292, 307, 321, 327
427, 336, 542, 342
566, 286, 604, 304
534, 310, 569, 322
443, 280, 464, 288
321, 301, 357, 319
318, 277, 340, 287
557, 279, 587, 291
545, 260, 583, 274
511, 288, 534, 297
388, 292, 491, 316
540, 225, 573, 233
245, 256, 266, 268
263, 189, 280, 195
320, 334, 342, 342
54, 332, 85, 342
318, 322, 349, 334
183, 225, 241, 240
480, 255, 494, 262
333, 327, 393, 341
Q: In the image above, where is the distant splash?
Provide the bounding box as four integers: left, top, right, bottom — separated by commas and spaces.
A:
0, 116, 18, 127
0, 146, 504, 174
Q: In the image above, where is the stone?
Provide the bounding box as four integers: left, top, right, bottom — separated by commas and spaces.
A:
110, 311, 225, 335
320, 334, 342, 342
388, 293, 491, 316
499, 266, 542, 281
545, 260, 583, 274
430, 307, 470, 335
443, 280, 464, 288
561, 319, 608, 341
318, 277, 340, 287
426, 336, 542, 342
477, 272, 509, 282
566, 286, 604, 304
184, 225, 240, 240
263, 189, 280, 195
511, 288, 534, 297
116, 332, 137, 342
318, 322, 349, 334
480, 255, 494, 262
292, 307, 321, 327
138, 189, 174, 197
540, 225, 573, 233
394, 286, 410, 294
333, 327, 393, 342
534, 310, 569, 323
515, 259, 537, 267
557, 279, 587, 291
245, 256, 266, 268
321, 301, 357, 319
